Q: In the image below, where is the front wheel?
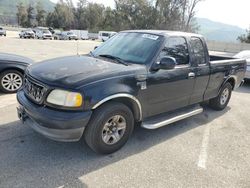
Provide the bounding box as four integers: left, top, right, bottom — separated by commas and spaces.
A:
209, 82, 232, 111
84, 102, 134, 154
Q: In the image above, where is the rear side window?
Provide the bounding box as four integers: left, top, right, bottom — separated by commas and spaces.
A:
190, 37, 206, 65
160, 37, 189, 65
102, 33, 109, 37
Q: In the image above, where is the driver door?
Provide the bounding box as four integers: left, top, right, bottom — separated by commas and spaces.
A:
142, 37, 196, 118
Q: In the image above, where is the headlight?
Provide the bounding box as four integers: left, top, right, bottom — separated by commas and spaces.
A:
47, 89, 83, 108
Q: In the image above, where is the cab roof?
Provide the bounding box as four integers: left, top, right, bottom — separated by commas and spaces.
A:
122, 30, 203, 38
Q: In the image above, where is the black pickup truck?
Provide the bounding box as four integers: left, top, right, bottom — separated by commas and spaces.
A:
17, 30, 246, 154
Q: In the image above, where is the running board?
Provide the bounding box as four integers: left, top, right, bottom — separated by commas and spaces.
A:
141, 105, 203, 130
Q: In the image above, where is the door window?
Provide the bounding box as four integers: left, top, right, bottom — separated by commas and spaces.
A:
190, 37, 206, 65
159, 37, 189, 65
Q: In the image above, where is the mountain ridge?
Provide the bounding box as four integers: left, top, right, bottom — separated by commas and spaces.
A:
196, 18, 245, 42
0, 0, 55, 18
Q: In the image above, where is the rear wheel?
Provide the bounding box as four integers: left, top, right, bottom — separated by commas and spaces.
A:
209, 82, 232, 111
84, 102, 134, 154
0, 70, 23, 93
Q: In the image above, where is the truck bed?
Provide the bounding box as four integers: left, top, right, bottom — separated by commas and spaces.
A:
210, 55, 245, 66
206, 55, 246, 99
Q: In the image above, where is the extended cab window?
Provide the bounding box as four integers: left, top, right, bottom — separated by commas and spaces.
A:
160, 37, 189, 65
190, 37, 206, 65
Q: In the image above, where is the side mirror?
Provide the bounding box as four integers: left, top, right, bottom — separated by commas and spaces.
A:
94, 46, 98, 50
153, 56, 176, 70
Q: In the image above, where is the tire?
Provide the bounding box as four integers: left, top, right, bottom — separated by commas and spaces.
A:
209, 82, 232, 111
84, 102, 134, 154
0, 70, 23, 93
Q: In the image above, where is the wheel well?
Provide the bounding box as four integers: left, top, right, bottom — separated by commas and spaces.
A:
227, 77, 236, 90
1, 68, 24, 75
93, 97, 142, 122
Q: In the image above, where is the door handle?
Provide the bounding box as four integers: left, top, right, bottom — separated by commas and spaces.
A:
188, 72, 196, 78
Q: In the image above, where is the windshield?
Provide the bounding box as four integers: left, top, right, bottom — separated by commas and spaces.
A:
93, 32, 163, 64
43, 30, 50, 34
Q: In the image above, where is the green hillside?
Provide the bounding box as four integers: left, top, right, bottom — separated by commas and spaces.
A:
0, 0, 55, 24
196, 18, 246, 42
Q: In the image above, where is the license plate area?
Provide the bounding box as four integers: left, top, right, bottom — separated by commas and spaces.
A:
17, 105, 27, 123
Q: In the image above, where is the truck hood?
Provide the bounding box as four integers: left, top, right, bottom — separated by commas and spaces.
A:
27, 55, 147, 89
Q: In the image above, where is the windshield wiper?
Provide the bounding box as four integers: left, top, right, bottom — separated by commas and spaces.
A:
98, 54, 128, 66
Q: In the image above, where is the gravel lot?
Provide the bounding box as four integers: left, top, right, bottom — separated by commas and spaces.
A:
0, 34, 250, 188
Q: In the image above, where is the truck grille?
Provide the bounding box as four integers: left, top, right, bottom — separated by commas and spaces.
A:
23, 76, 48, 104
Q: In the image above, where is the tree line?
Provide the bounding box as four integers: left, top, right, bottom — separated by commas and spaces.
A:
238, 29, 250, 43
16, 0, 204, 33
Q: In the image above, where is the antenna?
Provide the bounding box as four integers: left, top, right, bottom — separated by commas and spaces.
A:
77, 38, 79, 56
76, 30, 80, 56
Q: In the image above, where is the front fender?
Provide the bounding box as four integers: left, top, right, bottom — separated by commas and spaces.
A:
80, 75, 144, 121
0, 62, 30, 73
83, 75, 140, 109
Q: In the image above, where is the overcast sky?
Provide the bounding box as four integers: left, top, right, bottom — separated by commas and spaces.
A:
50, 0, 250, 29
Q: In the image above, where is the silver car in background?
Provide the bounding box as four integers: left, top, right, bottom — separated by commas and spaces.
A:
0, 27, 6, 36
234, 51, 250, 79
19, 29, 35, 39
61, 31, 78, 40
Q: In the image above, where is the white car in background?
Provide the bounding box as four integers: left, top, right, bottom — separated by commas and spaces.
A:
71, 30, 89, 40
234, 51, 250, 79
98, 31, 117, 42
36, 29, 52, 40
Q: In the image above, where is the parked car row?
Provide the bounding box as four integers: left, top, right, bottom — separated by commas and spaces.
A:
19, 27, 52, 40
17, 27, 117, 41
1, 26, 118, 41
